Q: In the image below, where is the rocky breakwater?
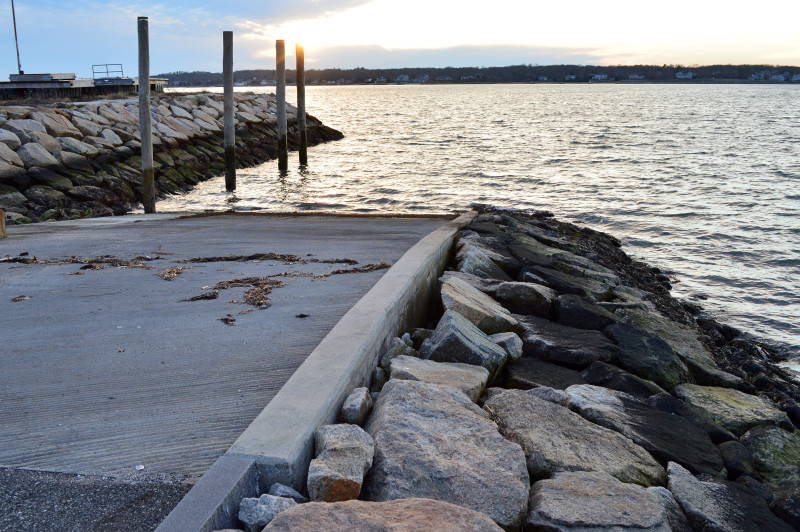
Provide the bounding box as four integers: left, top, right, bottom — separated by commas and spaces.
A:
221, 207, 799, 532
0, 93, 342, 224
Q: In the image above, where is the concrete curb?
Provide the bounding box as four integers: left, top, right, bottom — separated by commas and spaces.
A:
157, 210, 477, 532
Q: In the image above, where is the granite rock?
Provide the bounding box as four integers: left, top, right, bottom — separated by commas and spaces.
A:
307, 424, 374, 502
440, 276, 518, 334
389, 355, 490, 402
339, 387, 373, 426
459, 247, 512, 281
580, 360, 667, 399
502, 357, 585, 391
495, 281, 557, 317
517, 314, 618, 368
16, 142, 59, 168
605, 322, 689, 390
488, 331, 523, 362
238, 494, 297, 532
556, 294, 620, 330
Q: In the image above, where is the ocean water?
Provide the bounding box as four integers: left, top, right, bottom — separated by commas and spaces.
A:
160, 84, 800, 364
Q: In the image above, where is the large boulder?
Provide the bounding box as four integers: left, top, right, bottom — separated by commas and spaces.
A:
264, 498, 503, 531
16, 143, 59, 168
389, 355, 489, 402
0, 160, 25, 183
667, 461, 793, 532
605, 322, 689, 390
565, 384, 726, 476
502, 357, 585, 391
2, 118, 46, 144
456, 238, 519, 274
519, 264, 613, 299
58, 137, 100, 158
580, 361, 667, 399
516, 314, 618, 368
741, 425, 800, 528
307, 424, 373, 502
0, 142, 24, 167
483, 389, 665, 486
29, 110, 82, 138
458, 247, 512, 281
440, 270, 504, 297
23, 185, 68, 208
674, 384, 793, 436
488, 332, 523, 362
556, 294, 619, 330
527, 471, 689, 531
620, 308, 742, 387
495, 281, 557, 317
70, 116, 103, 137
27, 131, 62, 154
440, 276, 518, 334
0, 128, 21, 150
363, 380, 529, 531
419, 310, 509, 382
0, 185, 27, 208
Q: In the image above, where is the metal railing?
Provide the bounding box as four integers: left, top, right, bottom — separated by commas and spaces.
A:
92, 64, 124, 79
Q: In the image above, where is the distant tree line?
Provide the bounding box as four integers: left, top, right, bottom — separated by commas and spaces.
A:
158, 64, 800, 87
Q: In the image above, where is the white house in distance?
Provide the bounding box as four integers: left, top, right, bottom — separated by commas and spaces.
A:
676, 71, 694, 79
628, 73, 645, 80
564, 74, 576, 81
591, 73, 608, 81
792, 74, 800, 82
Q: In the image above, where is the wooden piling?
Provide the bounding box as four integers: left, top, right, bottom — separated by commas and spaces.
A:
0, 209, 6, 239
223, 31, 236, 191
296, 44, 307, 165
138, 16, 155, 213
276, 39, 288, 172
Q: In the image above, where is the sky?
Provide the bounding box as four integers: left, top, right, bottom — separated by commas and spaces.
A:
2, 0, 800, 78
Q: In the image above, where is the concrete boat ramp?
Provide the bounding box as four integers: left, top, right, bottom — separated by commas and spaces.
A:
0, 213, 450, 531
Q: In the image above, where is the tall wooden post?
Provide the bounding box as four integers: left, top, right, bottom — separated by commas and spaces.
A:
223, 31, 235, 190
276, 39, 288, 172
138, 16, 155, 213
296, 43, 307, 165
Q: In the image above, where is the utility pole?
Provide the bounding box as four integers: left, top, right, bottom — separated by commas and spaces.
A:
11, 0, 23, 74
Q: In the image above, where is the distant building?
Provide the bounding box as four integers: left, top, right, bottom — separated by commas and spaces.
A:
628, 73, 645, 80
375, 76, 387, 83
770, 74, 786, 81
676, 71, 694, 79
792, 74, 800, 82
395, 74, 410, 83
590, 74, 608, 81
564, 74, 576, 81
435, 76, 452, 81
538, 76, 548, 81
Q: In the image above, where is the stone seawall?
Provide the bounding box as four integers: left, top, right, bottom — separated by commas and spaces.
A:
0, 93, 343, 224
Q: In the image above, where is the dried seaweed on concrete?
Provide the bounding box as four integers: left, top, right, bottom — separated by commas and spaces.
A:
243, 286, 272, 308
156, 267, 186, 281
1, 254, 159, 270
212, 277, 285, 291
178, 253, 303, 264
308, 257, 359, 265
219, 315, 236, 326
181, 290, 219, 302
315, 261, 392, 278
80, 263, 106, 271
11, 295, 31, 302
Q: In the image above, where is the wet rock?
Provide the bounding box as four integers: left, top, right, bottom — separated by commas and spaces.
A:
674, 384, 793, 436
527, 471, 688, 531
0, 185, 27, 208
458, 247, 512, 281
0, 128, 21, 150
263, 498, 503, 531
23, 185, 68, 208
66, 185, 118, 206
736, 475, 775, 503
556, 294, 619, 330
580, 360, 667, 399
488, 331, 523, 362
339, 387, 373, 426
483, 388, 665, 486
503, 357, 585, 390
495, 281, 557, 317
238, 494, 297, 532
364, 380, 529, 530
307, 424, 374, 502
667, 461, 793, 532
16, 143, 59, 168
516, 314, 618, 368
605, 322, 689, 390
440, 276, 518, 334
2, 118, 46, 143
647, 392, 737, 445
741, 425, 800, 527
565, 384, 726, 476
519, 264, 612, 299
620, 308, 742, 387
389, 355, 489, 402
267, 483, 308, 503
718, 440, 754, 480
378, 337, 417, 371
418, 310, 509, 382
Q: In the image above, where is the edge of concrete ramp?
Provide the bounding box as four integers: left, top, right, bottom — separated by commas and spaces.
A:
157, 210, 477, 532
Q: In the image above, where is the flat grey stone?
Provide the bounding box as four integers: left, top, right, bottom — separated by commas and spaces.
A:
456, 239, 519, 274
516, 314, 618, 368
263, 498, 503, 531
71, 116, 103, 137
520, 264, 614, 299
27, 131, 62, 154
267, 482, 308, 503
238, 494, 297, 532
0, 128, 21, 150
364, 380, 529, 531
526, 386, 570, 406
0, 142, 24, 167
503, 357, 585, 390
0, 188, 27, 208
100, 129, 124, 147
58, 137, 100, 158
556, 294, 619, 330
339, 387, 373, 426
527, 471, 686, 531
16, 143, 59, 168
605, 322, 689, 390
580, 360, 667, 399
488, 331, 523, 362
2, 118, 46, 144
565, 384, 726, 476
674, 384, 793, 436
458, 247, 512, 281
389, 355, 489, 402
378, 337, 417, 371
307, 424, 374, 502
419, 310, 509, 382
440, 270, 503, 297
483, 388, 665, 486
495, 281, 557, 317
440, 276, 518, 334
667, 461, 793, 532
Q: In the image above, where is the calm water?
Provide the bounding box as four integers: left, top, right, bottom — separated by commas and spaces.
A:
160, 84, 800, 363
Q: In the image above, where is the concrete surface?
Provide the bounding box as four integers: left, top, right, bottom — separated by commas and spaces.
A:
158, 211, 475, 532
0, 213, 447, 531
